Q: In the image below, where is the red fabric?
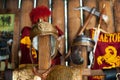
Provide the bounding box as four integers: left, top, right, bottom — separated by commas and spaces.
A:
89, 29, 120, 80
20, 26, 37, 64
55, 25, 64, 36
51, 52, 61, 66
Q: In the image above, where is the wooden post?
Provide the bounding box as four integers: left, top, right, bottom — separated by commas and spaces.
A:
20, 0, 33, 29
36, 0, 51, 72
3, 0, 20, 68
83, 0, 97, 30
52, 0, 65, 64
81, 47, 88, 80
114, 0, 120, 33
38, 36, 51, 71
37, 0, 48, 6
68, 0, 80, 43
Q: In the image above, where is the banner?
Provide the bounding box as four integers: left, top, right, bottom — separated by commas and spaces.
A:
89, 29, 120, 80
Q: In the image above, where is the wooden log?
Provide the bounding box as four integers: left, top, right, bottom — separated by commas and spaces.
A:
114, 0, 120, 33
83, 0, 97, 30
38, 36, 51, 71
5, 0, 20, 69
6, 0, 18, 10
68, 0, 81, 43
52, 0, 65, 64
0, 0, 20, 68
20, 0, 33, 29
52, 0, 64, 31
37, 0, 49, 7
82, 69, 104, 76
98, 0, 115, 33
11, 10, 21, 68
37, 0, 52, 71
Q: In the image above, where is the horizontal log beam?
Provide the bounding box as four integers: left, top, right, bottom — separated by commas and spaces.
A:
82, 69, 105, 76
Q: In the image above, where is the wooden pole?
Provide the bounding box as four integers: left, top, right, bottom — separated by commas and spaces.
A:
52, 0, 65, 65
38, 36, 51, 71
37, 0, 51, 71
37, 0, 48, 6
4, 0, 20, 68
20, 0, 33, 29
68, 0, 80, 43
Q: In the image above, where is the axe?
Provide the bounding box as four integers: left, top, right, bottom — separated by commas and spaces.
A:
74, 6, 108, 23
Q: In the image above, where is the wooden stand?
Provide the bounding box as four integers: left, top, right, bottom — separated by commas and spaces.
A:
38, 36, 51, 73
81, 46, 105, 80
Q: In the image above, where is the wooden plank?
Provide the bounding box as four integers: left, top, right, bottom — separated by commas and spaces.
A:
68, 0, 81, 43
6, 0, 18, 9
4, 0, 20, 69
0, 0, 20, 68
37, 0, 49, 7
52, 0, 64, 33
37, 0, 51, 71
38, 36, 51, 70
98, 0, 115, 33
114, 0, 120, 32
52, 0, 65, 64
20, 0, 33, 29
82, 69, 104, 76
83, 0, 97, 30
81, 47, 88, 80
11, 10, 21, 68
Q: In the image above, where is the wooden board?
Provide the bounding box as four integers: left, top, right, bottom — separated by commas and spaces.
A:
98, 0, 115, 33
114, 0, 120, 32
52, 0, 65, 64
38, 36, 51, 70
37, 0, 49, 6
83, 0, 97, 30
20, 0, 33, 29
68, 0, 81, 43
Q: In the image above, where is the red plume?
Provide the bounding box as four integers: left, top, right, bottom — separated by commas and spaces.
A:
30, 5, 51, 24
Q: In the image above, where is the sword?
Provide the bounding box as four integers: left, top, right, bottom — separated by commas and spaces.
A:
89, 4, 107, 68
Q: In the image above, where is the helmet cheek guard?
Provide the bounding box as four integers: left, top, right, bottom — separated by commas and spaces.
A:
30, 19, 59, 59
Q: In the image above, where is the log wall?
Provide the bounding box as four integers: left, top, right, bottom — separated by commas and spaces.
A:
0, 0, 119, 68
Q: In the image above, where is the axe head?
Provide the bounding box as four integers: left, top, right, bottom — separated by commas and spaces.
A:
74, 6, 109, 23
